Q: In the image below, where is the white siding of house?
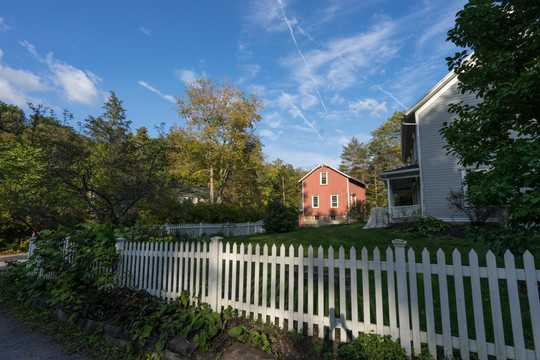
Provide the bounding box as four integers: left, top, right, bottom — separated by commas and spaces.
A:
416, 81, 481, 222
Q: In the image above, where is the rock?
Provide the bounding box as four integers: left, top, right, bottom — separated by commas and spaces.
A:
363, 207, 389, 229
166, 333, 199, 357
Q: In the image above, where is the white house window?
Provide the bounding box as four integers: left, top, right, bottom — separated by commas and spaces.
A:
320, 172, 327, 185
331, 194, 338, 208
312, 195, 319, 208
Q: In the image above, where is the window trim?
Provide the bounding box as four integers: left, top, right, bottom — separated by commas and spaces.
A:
320, 171, 328, 185
312, 195, 319, 208
331, 194, 338, 208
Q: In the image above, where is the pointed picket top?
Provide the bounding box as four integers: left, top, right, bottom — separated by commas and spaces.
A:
308, 245, 314, 256
328, 246, 334, 258
255, 243, 260, 254
280, 244, 286, 256
486, 250, 496, 263
239, 243, 245, 254
422, 248, 430, 257
339, 246, 345, 258
263, 243, 269, 255
271, 244, 277, 255
318, 246, 324, 258
452, 249, 462, 262
298, 244, 304, 256
504, 249, 515, 264
232, 242, 237, 253
408, 247, 416, 257
289, 244, 295, 257
374, 247, 380, 258
247, 243, 252, 254
350, 246, 357, 259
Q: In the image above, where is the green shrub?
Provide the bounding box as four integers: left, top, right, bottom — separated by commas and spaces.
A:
411, 217, 448, 233
336, 332, 407, 360
166, 200, 263, 224
262, 200, 298, 233
347, 200, 370, 223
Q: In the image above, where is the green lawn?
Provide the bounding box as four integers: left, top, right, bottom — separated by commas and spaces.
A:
223, 223, 494, 264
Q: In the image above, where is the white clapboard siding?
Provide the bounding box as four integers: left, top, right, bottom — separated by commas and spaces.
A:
28, 236, 540, 360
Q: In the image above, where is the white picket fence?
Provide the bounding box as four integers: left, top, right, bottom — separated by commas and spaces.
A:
164, 221, 264, 238
116, 238, 540, 360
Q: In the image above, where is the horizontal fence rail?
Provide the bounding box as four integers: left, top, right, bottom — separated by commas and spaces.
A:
28, 237, 540, 359
164, 221, 264, 238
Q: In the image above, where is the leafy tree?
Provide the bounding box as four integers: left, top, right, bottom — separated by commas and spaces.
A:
442, 0, 540, 246
262, 200, 298, 233
169, 78, 263, 204
259, 159, 304, 207
51, 92, 169, 225
339, 137, 370, 183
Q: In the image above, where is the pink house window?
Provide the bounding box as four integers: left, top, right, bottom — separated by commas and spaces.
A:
320, 172, 327, 185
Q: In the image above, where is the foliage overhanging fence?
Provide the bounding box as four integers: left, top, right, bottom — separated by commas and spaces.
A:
164, 221, 264, 238
28, 237, 540, 359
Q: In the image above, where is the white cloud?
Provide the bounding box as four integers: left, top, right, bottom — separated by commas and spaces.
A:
0, 17, 12, 32
331, 94, 345, 105
138, 81, 175, 103
259, 129, 279, 141
16, 41, 103, 105
45, 53, 102, 105
349, 98, 387, 116
174, 69, 202, 84
0, 65, 46, 92
140, 26, 151, 36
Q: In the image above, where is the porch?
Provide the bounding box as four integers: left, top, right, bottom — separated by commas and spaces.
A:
380, 165, 422, 223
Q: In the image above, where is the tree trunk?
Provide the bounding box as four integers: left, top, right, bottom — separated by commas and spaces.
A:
209, 165, 215, 204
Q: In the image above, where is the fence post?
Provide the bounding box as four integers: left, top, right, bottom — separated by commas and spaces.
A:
208, 236, 223, 312
115, 238, 125, 283
393, 239, 411, 356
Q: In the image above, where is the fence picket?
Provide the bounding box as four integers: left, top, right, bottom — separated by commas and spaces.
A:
408, 247, 421, 355
231, 243, 238, 309
523, 251, 540, 359
298, 245, 305, 332
317, 246, 325, 338
246, 243, 253, 318
422, 249, 437, 358
328, 246, 335, 341
437, 249, 452, 358
350, 247, 359, 339
386, 247, 398, 341
504, 251, 526, 360
238, 243, 245, 315
308, 246, 315, 336
279, 245, 286, 328
453, 250, 470, 360
487, 251, 507, 359
361, 247, 370, 333
262, 244, 269, 323
338, 247, 346, 342
270, 244, 277, 324
254, 244, 261, 318
288, 245, 294, 330
374, 248, 383, 335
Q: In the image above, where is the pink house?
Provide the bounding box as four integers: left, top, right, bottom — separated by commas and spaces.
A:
299, 163, 366, 227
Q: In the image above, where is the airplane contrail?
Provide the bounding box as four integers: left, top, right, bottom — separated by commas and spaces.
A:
277, 0, 327, 113
376, 85, 406, 109
282, 91, 324, 142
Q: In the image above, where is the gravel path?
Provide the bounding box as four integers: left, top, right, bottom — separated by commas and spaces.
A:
0, 311, 91, 360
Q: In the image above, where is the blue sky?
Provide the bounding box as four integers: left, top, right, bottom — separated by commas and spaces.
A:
0, 0, 467, 170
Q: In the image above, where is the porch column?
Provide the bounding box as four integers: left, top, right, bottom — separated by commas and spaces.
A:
385, 179, 394, 223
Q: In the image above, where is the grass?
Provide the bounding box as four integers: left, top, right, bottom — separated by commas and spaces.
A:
223, 223, 496, 265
